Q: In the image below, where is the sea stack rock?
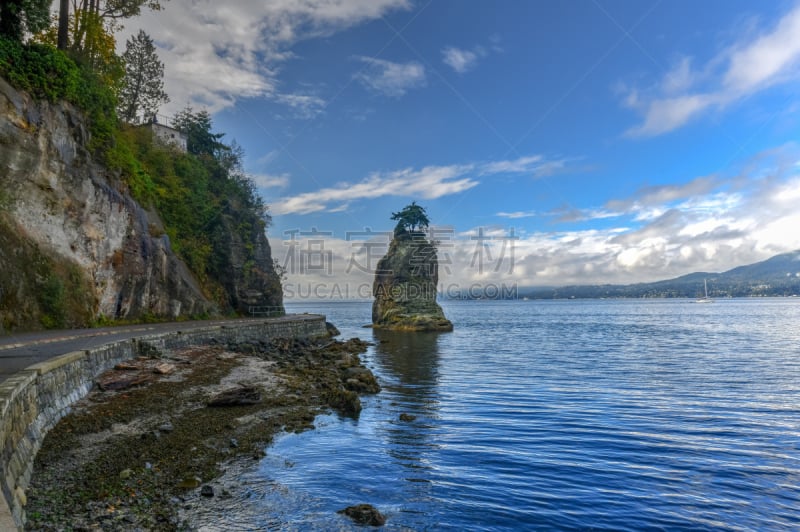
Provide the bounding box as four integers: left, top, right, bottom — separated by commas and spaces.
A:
372, 203, 453, 332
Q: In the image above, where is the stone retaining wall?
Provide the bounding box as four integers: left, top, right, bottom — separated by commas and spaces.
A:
0, 315, 327, 530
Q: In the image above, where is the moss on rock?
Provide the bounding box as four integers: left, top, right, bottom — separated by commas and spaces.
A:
372, 234, 453, 332
0, 215, 96, 332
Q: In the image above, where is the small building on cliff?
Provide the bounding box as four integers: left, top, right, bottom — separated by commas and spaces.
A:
147, 115, 187, 152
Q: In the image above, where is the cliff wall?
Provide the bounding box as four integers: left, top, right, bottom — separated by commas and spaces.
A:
215, 208, 283, 314
0, 76, 281, 332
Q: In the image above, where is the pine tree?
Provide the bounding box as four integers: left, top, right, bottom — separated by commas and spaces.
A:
173, 107, 226, 157
391, 202, 430, 236
118, 29, 168, 123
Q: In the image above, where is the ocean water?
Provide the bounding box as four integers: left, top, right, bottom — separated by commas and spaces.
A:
189, 299, 800, 531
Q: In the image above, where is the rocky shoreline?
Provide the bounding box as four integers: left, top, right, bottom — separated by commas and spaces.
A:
24, 333, 380, 531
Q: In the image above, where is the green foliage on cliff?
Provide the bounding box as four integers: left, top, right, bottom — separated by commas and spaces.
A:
1, 36, 280, 320
172, 107, 224, 156
0, 36, 117, 151
0, 37, 79, 100
110, 112, 273, 307
0, 217, 95, 331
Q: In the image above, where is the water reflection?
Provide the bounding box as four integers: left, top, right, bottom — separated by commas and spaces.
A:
369, 329, 444, 499
371, 329, 442, 422
181, 300, 800, 530
180, 330, 448, 530
371, 329, 442, 386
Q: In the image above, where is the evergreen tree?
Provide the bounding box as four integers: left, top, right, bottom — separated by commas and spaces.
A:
118, 29, 168, 123
0, 0, 51, 41
173, 107, 226, 157
391, 201, 430, 236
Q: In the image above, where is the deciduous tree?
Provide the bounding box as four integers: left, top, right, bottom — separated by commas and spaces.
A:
35, 6, 123, 86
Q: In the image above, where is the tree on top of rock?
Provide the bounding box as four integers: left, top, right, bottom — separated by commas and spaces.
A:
391, 202, 430, 237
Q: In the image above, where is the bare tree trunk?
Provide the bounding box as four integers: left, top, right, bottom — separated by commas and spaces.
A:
57, 0, 69, 49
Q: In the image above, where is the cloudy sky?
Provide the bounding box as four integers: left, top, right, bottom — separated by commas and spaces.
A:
122, 0, 800, 297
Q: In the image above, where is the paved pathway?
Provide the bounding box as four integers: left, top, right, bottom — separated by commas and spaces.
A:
0, 317, 304, 383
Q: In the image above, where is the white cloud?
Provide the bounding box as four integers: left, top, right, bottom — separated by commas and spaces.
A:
628, 94, 717, 137
121, 0, 411, 113
480, 155, 575, 178
441, 42, 498, 74
273, 163, 800, 295
442, 46, 479, 73
502, 167, 800, 284
497, 211, 538, 219
252, 173, 290, 189
353, 56, 427, 97
552, 207, 623, 223
606, 174, 721, 211
274, 154, 568, 215
479, 146, 800, 285
723, 7, 800, 91
625, 3, 800, 136
255, 150, 280, 167
481, 155, 543, 174
272, 93, 326, 119
662, 56, 694, 94
272, 164, 477, 215
531, 160, 569, 178
272, 155, 558, 216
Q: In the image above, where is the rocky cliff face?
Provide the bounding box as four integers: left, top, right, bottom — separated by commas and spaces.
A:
215, 211, 283, 314
372, 234, 453, 332
0, 77, 278, 332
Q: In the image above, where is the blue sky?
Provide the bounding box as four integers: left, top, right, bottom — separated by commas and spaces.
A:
125, 1, 800, 295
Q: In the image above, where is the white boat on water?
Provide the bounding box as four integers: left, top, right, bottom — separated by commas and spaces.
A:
696, 279, 713, 303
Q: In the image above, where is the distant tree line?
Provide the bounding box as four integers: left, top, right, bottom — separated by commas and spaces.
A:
495, 278, 800, 300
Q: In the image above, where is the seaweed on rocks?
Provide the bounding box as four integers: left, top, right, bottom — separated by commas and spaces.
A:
25, 335, 379, 531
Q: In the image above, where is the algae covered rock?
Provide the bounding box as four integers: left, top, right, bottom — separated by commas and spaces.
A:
371, 203, 453, 332
337, 504, 386, 526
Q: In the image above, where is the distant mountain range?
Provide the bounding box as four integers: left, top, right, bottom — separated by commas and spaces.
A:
473, 250, 800, 299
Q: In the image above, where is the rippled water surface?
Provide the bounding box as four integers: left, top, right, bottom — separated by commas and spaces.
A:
191, 299, 800, 530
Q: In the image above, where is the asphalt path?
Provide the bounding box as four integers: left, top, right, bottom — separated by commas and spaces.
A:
0, 316, 305, 383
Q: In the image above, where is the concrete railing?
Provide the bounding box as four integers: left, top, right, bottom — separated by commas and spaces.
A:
0, 315, 328, 530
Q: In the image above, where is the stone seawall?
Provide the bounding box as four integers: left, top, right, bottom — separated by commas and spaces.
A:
0, 315, 327, 530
